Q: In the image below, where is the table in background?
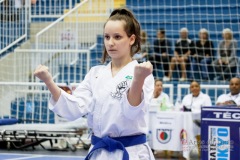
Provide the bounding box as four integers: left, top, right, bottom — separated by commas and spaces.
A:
148, 111, 200, 159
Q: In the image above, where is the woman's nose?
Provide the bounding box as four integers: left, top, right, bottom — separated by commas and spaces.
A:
108, 37, 114, 46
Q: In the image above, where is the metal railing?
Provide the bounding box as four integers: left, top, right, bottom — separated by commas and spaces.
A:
0, 82, 68, 123
163, 84, 174, 103
7, 49, 91, 83
30, 0, 81, 19
35, 0, 114, 50
177, 84, 229, 104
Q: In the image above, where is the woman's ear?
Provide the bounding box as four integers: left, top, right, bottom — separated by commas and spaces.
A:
129, 34, 136, 46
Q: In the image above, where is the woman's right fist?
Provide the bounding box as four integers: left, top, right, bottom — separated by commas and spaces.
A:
34, 65, 53, 83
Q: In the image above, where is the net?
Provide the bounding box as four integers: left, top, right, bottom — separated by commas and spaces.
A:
127, 0, 240, 81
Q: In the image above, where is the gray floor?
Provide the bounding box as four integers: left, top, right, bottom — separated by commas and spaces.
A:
0, 138, 200, 160
0, 148, 200, 160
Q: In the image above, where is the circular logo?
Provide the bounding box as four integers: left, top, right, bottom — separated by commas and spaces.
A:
157, 129, 172, 144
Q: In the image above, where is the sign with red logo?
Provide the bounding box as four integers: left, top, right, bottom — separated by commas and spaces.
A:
156, 129, 172, 144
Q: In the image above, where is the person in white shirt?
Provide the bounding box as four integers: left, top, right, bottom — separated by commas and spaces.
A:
151, 79, 171, 111
34, 8, 155, 160
216, 77, 240, 106
182, 80, 212, 157
182, 80, 212, 113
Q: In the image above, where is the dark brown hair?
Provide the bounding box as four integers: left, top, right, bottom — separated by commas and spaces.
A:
102, 8, 141, 63
141, 30, 147, 44
154, 79, 162, 85
190, 80, 200, 87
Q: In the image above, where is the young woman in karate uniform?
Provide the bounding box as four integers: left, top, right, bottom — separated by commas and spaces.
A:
34, 8, 155, 160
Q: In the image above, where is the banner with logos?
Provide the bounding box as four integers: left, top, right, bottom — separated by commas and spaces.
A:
149, 111, 182, 151
149, 111, 197, 159
201, 106, 240, 160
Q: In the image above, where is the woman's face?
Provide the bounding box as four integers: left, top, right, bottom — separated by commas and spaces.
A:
155, 81, 163, 93
180, 31, 188, 39
104, 20, 135, 60
190, 81, 200, 96
199, 32, 207, 40
223, 33, 232, 40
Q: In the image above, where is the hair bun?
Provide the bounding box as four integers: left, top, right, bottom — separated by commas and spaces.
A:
110, 8, 133, 18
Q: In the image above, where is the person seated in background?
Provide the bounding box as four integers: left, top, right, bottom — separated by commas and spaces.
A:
153, 28, 172, 80
133, 30, 150, 63
216, 77, 240, 106
166, 28, 195, 81
150, 79, 171, 111
182, 80, 212, 112
193, 28, 214, 80
181, 80, 212, 157
212, 28, 238, 80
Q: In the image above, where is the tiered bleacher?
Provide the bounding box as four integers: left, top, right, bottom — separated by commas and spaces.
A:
0, 0, 25, 57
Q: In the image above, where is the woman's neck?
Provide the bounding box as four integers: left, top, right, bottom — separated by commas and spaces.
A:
225, 39, 232, 43
192, 92, 200, 97
200, 39, 206, 44
111, 56, 132, 69
111, 56, 132, 77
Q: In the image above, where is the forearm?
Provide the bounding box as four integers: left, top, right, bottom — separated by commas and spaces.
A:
45, 79, 61, 102
127, 78, 144, 106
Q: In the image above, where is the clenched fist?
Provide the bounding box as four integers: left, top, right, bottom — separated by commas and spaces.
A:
134, 61, 153, 81
34, 65, 53, 83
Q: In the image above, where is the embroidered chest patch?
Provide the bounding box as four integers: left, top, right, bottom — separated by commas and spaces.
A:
111, 80, 129, 100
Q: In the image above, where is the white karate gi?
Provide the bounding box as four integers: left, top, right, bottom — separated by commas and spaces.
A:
182, 92, 212, 113
216, 93, 240, 105
49, 60, 155, 160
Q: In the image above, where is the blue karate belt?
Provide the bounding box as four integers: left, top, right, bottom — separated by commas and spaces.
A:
84, 134, 146, 160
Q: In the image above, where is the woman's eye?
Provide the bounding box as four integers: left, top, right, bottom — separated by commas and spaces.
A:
104, 35, 110, 40
115, 35, 121, 39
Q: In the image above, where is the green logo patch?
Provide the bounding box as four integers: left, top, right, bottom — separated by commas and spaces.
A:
125, 75, 133, 80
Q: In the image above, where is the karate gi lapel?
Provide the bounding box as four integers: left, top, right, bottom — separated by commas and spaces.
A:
110, 61, 136, 100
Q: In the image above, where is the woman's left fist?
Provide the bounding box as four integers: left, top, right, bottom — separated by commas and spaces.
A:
134, 61, 153, 80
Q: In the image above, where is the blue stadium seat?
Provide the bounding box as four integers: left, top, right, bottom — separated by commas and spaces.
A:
10, 100, 17, 118
126, 0, 238, 7
89, 49, 102, 67
10, 98, 54, 124
32, 0, 80, 18
18, 99, 25, 121
58, 64, 87, 83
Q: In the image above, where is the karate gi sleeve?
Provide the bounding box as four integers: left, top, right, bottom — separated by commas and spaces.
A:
121, 74, 154, 120
49, 68, 93, 121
